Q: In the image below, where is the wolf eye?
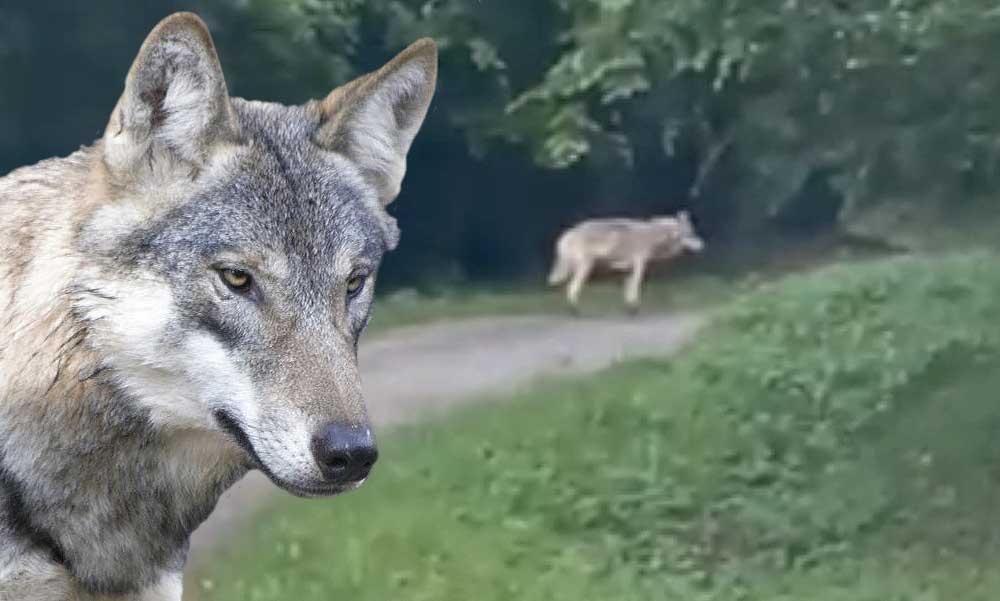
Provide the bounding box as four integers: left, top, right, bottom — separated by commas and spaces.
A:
219, 268, 252, 292
346, 274, 366, 298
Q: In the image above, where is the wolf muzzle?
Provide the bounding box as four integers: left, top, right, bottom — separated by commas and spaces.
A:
214, 410, 377, 491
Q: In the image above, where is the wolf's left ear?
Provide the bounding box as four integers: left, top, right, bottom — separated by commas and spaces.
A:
103, 13, 239, 177
315, 39, 438, 206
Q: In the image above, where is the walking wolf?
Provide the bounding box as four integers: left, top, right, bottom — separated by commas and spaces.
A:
548, 212, 704, 312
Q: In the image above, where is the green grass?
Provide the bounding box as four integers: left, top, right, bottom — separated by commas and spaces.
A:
193, 252, 1000, 601
366, 273, 736, 332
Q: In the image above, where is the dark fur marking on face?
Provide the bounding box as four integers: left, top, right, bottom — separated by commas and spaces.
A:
213, 410, 259, 467
193, 310, 241, 350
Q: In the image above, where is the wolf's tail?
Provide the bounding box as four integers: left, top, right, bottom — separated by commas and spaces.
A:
547, 253, 572, 286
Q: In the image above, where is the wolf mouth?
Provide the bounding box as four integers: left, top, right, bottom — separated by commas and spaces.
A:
212, 409, 352, 498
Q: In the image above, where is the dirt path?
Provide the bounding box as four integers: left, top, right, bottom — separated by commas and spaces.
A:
186, 311, 706, 568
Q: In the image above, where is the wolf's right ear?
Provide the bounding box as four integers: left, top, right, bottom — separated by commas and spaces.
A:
315, 39, 438, 206
103, 12, 239, 178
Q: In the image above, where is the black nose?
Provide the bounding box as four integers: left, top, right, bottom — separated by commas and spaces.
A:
310, 423, 378, 483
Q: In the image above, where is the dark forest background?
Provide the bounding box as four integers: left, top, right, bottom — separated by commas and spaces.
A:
2, 0, 998, 288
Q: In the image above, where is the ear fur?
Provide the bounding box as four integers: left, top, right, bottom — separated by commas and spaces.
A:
314, 38, 438, 205
103, 12, 239, 178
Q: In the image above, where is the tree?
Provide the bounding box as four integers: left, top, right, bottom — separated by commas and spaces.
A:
205, 0, 1000, 246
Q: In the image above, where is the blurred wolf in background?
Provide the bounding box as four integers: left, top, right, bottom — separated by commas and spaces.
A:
548, 211, 705, 313
0, 12, 436, 600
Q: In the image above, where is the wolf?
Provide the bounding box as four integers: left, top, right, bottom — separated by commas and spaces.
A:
547, 211, 704, 313
0, 12, 436, 600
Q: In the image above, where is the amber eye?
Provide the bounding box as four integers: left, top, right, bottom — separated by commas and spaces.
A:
219, 268, 252, 292
346, 274, 366, 298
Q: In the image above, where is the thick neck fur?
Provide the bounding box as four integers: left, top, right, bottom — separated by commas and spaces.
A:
0, 147, 249, 595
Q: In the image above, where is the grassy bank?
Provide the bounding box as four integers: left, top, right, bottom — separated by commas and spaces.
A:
367, 273, 735, 332
194, 253, 1000, 601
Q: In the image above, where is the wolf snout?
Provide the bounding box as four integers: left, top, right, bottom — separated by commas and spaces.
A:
310, 423, 378, 484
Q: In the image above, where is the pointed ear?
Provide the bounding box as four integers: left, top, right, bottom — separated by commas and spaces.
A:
103, 12, 239, 177
315, 39, 438, 205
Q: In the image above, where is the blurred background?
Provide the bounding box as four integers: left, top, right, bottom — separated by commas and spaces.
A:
5, 1, 1000, 600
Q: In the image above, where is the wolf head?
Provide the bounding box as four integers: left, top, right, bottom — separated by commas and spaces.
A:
674, 211, 705, 252
653, 211, 704, 253
72, 13, 437, 497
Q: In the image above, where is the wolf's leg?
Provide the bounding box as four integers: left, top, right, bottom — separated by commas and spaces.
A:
624, 256, 648, 315
566, 259, 593, 314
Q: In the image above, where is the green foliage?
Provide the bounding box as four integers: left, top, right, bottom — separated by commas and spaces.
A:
676, 253, 1000, 572
195, 253, 1000, 600
201, 0, 1000, 244
491, 0, 1000, 230
203, 0, 363, 102
4, 1, 998, 283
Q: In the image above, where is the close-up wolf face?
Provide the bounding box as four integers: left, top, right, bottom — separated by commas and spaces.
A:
74, 14, 436, 497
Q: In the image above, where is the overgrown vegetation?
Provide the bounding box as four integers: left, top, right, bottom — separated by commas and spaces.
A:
199, 0, 1000, 247
193, 252, 1000, 600
4, 2, 997, 287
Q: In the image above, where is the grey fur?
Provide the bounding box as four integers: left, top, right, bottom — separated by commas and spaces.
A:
547, 211, 705, 312
0, 12, 436, 600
